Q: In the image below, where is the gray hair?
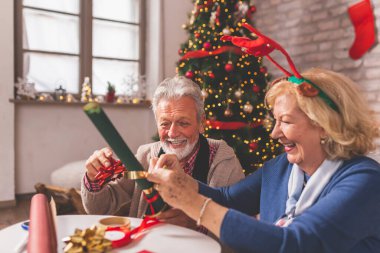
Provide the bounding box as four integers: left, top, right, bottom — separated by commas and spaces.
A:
152, 76, 205, 122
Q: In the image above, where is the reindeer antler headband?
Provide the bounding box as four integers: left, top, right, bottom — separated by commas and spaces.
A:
221, 23, 338, 112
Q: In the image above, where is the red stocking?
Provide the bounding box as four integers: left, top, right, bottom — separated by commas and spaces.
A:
348, 0, 376, 60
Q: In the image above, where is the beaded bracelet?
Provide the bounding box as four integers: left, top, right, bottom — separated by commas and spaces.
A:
196, 198, 212, 227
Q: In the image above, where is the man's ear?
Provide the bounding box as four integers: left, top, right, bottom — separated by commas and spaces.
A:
199, 115, 206, 134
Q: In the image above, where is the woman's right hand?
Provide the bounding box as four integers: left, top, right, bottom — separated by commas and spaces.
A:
147, 154, 199, 209
85, 147, 114, 181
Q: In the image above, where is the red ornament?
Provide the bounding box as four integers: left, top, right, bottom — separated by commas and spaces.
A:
203, 41, 212, 50
225, 61, 234, 72
252, 85, 260, 93
208, 72, 215, 79
194, 32, 201, 38
249, 142, 258, 151
178, 49, 183, 55
250, 5, 257, 13
259, 66, 267, 73
185, 70, 194, 79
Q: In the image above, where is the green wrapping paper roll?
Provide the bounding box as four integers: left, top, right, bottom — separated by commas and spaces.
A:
84, 102, 166, 216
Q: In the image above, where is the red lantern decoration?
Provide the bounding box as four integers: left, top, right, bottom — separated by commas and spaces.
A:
252, 85, 260, 93
203, 41, 212, 50
185, 71, 194, 79
225, 61, 234, 72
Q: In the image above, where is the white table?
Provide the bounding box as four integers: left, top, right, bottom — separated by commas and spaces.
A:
0, 215, 221, 253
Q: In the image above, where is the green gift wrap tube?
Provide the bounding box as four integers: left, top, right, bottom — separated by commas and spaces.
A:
83, 102, 166, 216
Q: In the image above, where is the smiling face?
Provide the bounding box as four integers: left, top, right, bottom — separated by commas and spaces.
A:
156, 96, 204, 161
271, 93, 326, 175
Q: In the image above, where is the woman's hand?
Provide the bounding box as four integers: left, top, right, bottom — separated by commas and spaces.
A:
147, 154, 199, 209
149, 154, 227, 237
85, 147, 114, 181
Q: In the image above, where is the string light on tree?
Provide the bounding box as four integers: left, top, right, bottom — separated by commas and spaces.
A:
176, 0, 282, 175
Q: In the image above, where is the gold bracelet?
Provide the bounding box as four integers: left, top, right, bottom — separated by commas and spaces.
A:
196, 198, 212, 227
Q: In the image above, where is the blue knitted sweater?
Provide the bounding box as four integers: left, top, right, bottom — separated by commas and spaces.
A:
199, 154, 380, 253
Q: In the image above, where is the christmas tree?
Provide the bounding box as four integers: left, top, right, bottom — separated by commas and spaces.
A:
81, 76, 93, 102
176, 0, 282, 175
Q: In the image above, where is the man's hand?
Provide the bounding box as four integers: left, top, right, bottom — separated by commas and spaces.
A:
157, 208, 197, 230
85, 147, 114, 181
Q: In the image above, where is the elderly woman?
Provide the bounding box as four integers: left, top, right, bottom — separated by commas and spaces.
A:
148, 68, 380, 253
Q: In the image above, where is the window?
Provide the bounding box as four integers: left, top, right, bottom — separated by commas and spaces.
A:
15, 0, 145, 97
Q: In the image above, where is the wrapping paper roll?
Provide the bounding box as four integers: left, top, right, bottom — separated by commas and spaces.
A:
84, 102, 166, 216
27, 193, 57, 253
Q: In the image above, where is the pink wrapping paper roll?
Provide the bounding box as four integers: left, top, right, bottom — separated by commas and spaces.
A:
27, 193, 57, 253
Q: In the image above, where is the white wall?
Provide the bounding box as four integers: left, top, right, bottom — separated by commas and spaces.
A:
146, 0, 164, 98
162, 0, 194, 77
15, 104, 156, 193
0, 0, 15, 204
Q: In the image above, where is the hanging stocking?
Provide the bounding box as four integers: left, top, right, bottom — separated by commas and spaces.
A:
348, 0, 376, 60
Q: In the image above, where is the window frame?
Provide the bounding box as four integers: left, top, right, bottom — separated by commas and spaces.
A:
14, 0, 146, 97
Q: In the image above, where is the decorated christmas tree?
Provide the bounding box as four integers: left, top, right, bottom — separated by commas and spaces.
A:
176, 0, 282, 175
81, 76, 93, 103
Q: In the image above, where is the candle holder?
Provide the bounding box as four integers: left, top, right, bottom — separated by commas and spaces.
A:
54, 85, 66, 102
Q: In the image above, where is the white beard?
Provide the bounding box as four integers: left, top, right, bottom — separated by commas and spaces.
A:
161, 137, 198, 161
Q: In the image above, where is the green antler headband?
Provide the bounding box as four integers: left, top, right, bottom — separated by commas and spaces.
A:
221, 23, 339, 112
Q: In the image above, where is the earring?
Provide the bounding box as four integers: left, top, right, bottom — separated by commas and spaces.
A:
320, 138, 326, 145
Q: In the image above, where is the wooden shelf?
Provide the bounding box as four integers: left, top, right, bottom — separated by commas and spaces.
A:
9, 99, 152, 108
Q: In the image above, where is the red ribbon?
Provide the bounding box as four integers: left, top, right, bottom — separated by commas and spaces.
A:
95, 159, 126, 186
106, 217, 161, 248
180, 46, 243, 61
143, 193, 160, 215
206, 120, 263, 130
95, 159, 161, 215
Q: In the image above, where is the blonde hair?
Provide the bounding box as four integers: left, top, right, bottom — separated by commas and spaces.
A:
265, 68, 379, 160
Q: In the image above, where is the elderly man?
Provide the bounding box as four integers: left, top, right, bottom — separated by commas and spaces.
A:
81, 75, 244, 229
